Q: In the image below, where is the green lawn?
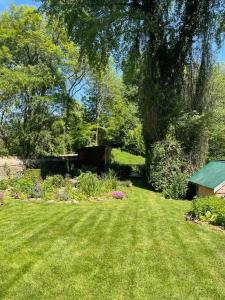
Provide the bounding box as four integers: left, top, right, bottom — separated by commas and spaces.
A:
112, 148, 145, 165
1, 185, 225, 299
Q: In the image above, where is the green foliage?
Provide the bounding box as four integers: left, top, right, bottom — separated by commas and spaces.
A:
0, 140, 8, 156
42, 176, 56, 200
148, 130, 190, 199
41, 0, 222, 168
10, 169, 43, 198
101, 170, 118, 192
6, 171, 68, 201
0, 6, 143, 157
56, 183, 77, 201
0, 6, 84, 157
44, 175, 65, 188
175, 111, 210, 165
23, 169, 41, 182
77, 172, 101, 197
0, 179, 9, 190
208, 64, 225, 159
192, 197, 225, 227
2, 169, 119, 200
83, 62, 144, 154
77, 171, 120, 197
123, 123, 145, 156
10, 177, 35, 197
30, 182, 44, 199
163, 173, 189, 200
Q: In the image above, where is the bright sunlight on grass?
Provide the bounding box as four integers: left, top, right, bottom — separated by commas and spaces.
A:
1, 184, 225, 299
112, 149, 145, 165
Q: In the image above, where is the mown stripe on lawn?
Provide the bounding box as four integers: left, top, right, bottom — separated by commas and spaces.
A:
2, 205, 120, 299
1, 187, 225, 299
0, 207, 97, 298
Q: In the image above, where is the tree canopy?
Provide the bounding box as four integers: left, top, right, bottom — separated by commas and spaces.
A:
40, 0, 225, 175
0, 5, 144, 157
0, 5, 83, 156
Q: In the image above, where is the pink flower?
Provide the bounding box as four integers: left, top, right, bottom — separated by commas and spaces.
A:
112, 191, 125, 199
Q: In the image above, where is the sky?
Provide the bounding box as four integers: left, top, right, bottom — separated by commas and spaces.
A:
0, 0, 225, 62
0, 0, 40, 10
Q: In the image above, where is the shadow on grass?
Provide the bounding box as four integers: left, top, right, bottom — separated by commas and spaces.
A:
130, 178, 151, 190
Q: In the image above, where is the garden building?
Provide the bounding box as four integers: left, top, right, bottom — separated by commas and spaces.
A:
189, 161, 225, 197
78, 146, 111, 170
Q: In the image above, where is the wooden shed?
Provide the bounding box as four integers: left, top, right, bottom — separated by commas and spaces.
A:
189, 161, 225, 197
77, 146, 111, 170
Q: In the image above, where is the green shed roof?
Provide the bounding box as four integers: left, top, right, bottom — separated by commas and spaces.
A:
189, 161, 225, 190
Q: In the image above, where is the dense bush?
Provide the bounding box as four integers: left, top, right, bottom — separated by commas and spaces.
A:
44, 175, 65, 188
22, 169, 41, 181
77, 172, 101, 197
148, 131, 191, 199
192, 197, 225, 227
56, 184, 77, 201
30, 182, 44, 199
0, 179, 9, 190
10, 178, 35, 198
77, 170, 119, 197
163, 173, 188, 199
8, 169, 41, 198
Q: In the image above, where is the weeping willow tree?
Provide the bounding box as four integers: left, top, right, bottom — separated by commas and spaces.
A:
41, 0, 225, 173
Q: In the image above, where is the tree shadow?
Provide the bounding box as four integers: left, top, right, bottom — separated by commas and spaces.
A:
130, 178, 151, 190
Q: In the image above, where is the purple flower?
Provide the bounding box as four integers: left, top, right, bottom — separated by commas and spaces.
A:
112, 191, 125, 199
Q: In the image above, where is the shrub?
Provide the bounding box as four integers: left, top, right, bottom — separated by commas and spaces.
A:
42, 191, 55, 201
56, 189, 69, 201
77, 171, 120, 197
101, 170, 118, 192
9, 169, 42, 198
11, 177, 35, 196
77, 172, 101, 197
23, 169, 41, 181
30, 182, 44, 198
147, 129, 191, 199
42, 178, 54, 194
192, 197, 225, 227
163, 173, 188, 199
5, 169, 42, 199
0, 179, 9, 190
56, 184, 77, 201
41, 175, 65, 196
45, 175, 65, 187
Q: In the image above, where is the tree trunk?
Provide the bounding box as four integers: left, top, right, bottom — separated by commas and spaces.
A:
140, 0, 212, 179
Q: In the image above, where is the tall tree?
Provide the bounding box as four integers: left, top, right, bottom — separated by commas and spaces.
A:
83, 62, 144, 154
41, 0, 224, 174
208, 64, 225, 159
0, 5, 84, 157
